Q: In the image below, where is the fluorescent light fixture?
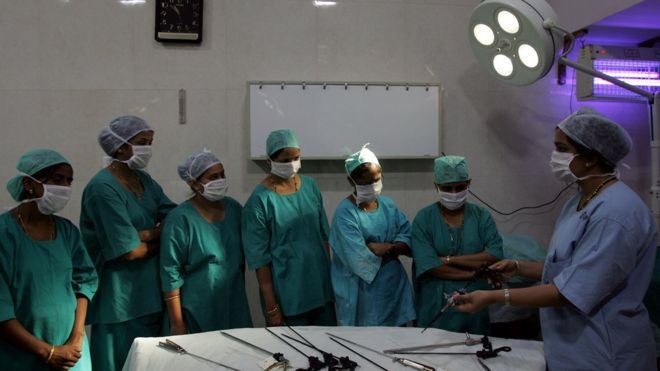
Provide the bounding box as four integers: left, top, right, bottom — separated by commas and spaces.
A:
119, 0, 146, 5
577, 45, 660, 100
313, 0, 337, 7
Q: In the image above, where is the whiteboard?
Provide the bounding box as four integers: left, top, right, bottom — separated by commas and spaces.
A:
249, 82, 441, 159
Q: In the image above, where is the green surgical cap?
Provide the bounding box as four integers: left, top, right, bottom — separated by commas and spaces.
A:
266, 129, 299, 157
434, 155, 469, 184
6, 148, 70, 201
345, 143, 379, 175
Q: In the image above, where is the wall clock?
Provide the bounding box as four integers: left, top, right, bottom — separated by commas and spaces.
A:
155, 0, 203, 43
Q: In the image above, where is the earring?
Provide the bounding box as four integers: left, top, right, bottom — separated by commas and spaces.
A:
27, 188, 34, 195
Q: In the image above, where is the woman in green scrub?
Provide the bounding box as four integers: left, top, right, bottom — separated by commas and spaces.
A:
80, 116, 176, 371
0, 149, 98, 371
412, 156, 503, 334
242, 129, 335, 326
160, 150, 252, 335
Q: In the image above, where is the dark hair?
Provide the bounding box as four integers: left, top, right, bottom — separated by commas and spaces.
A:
269, 148, 285, 160
18, 164, 63, 201
565, 136, 615, 172
349, 162, 382, 183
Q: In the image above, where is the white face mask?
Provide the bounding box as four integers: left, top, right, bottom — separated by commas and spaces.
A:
354, 179, 383, 205
549, 150, 579, 183
20, 174, 71, 215
438, 189, 468, 210
201, 179, 228, 202
124, 145, 152, 170
270, 159, 301, 179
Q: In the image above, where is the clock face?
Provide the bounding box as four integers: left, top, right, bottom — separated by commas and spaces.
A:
155, 0, 203, 43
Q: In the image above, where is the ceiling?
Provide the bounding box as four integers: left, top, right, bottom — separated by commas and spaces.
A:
585, 0, 660, 46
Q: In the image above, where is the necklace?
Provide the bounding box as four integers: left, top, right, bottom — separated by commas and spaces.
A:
579, 176, 616, 210
17, 210, 56, 240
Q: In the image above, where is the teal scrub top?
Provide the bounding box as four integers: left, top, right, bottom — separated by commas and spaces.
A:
329, 196, 416, 326
541, 182, 656, 371
80, 168, 176, 324
0, 212, 98, 370
242, 175, 333, 316
160, 198, 253, 332
412, 202, 503, 333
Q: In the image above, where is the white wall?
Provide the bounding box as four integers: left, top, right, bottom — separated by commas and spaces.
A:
0, 0, 651, 327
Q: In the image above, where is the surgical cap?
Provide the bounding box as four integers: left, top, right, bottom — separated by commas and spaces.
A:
98, 116, 152, 156
558, 107, 632, 166
6, 148, 70, 201
345, 143, 380, 176
266, 129, 299, 157
177, 150, 222, 182
434, 155, 469, 184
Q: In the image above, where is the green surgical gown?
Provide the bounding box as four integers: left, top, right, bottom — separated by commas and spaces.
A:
242, 175, 334, 317
412, 202, 503, 334
160, 198, 253, 332
0, 212, 98, 371
79, 168, 176, 371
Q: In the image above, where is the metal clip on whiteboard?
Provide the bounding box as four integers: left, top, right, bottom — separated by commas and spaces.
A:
323, 82, 327, 90
386, 84, 389, 91
365, 83, 369, 90
406, 84, 410, 91
302, 82, 306, 90
344, 83, 348, 90
281, 82, 285, 90
426, 84, 429, 91
259, 81, 263, 89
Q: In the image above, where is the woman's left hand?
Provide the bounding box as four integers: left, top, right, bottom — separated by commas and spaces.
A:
65, 332, 84, 353
452, 290, 492, 313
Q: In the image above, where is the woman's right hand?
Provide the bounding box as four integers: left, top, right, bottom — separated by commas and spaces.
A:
47, 344, 81, 370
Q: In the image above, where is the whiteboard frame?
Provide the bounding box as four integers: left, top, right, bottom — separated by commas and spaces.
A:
248, 81, 442, 160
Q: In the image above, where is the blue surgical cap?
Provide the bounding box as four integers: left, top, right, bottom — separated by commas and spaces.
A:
558, 107, 632, 166
266, 129, 299, 157
98, 116, 152, 156
434, 155, 469, 184
177, 150, 222, 182
6, 148, 70, 201
345, 143, 380, 175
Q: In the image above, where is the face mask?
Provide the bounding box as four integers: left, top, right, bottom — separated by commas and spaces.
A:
270, 159, 301, 179
438, 189, 468, 210
549, 150, 618, 184
124, 145, 152, 170
20, 174, 71, 215
549, 150, 579, 183
201, 179, 228, 202
354, 179, 383, 205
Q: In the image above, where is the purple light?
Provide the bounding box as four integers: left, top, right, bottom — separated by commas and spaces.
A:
598, 70, 660, 79
591, 59, 660, 98
594, 78, 660, 87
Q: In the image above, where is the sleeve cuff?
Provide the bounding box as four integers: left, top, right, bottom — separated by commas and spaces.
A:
161, 279, 184, 293
102, 233, 142, 261
553, 274, 591, 314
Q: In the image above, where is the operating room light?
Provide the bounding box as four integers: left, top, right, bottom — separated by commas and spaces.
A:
493, 54, 514, 76
518, 44, 539, 68
473, 24, 495, 46
497, 10, 520, 34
